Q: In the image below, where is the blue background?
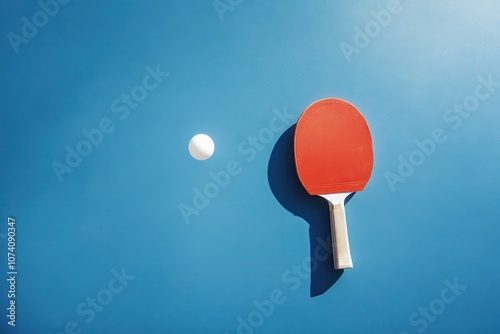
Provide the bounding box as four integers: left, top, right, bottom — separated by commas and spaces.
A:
1, 1, 500, 333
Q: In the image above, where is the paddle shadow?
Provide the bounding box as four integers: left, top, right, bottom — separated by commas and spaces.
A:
267, 124, 354, 297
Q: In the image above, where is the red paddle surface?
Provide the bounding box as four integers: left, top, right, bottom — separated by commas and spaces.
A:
294, 98, 374, 195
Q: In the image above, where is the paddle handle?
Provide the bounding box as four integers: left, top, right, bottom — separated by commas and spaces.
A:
329, 201, 353, 269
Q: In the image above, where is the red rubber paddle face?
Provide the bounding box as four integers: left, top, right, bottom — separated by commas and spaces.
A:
294, 98, 374, 195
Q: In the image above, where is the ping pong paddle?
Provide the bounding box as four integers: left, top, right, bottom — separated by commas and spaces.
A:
294, 98, 373, 269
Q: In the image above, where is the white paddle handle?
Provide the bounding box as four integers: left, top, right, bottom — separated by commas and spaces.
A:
329, 201, 353, 269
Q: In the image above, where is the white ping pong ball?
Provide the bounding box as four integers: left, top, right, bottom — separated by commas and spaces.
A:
189, 134, 215, 160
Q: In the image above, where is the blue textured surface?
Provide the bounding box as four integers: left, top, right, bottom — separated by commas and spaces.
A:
1, 1, 500, 333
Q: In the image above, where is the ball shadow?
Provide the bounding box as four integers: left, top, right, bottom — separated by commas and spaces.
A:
267, 124, 354, 297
